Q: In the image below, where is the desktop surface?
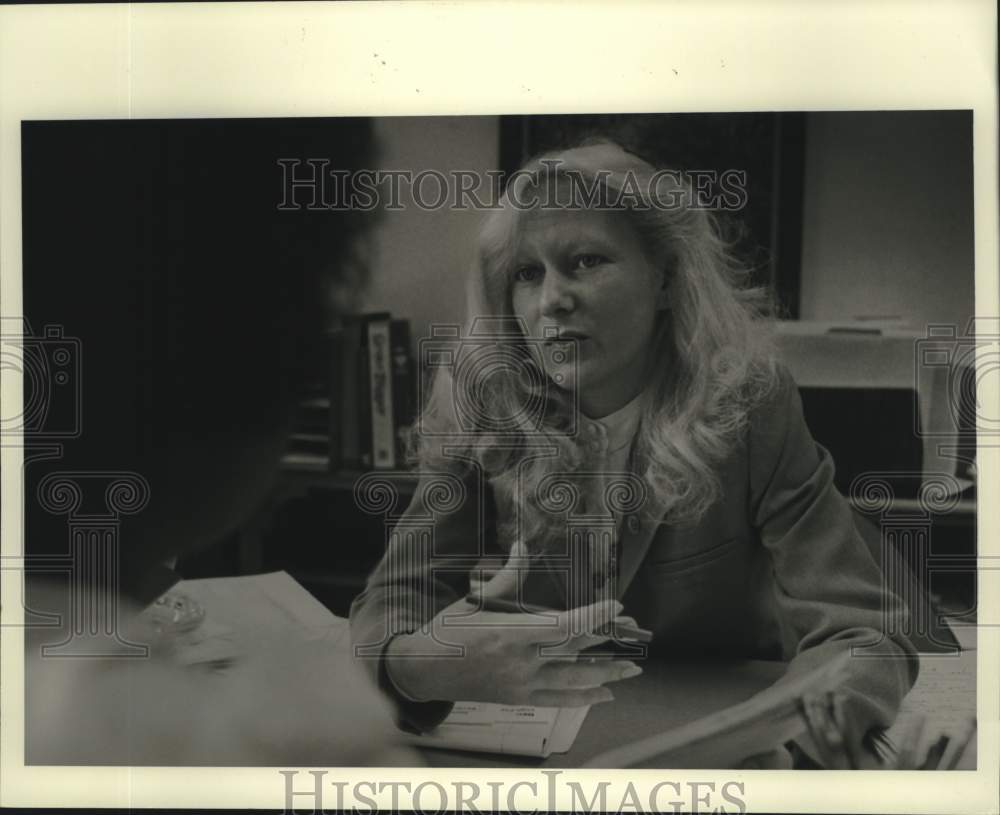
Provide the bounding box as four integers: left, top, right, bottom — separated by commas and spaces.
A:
159, 572, 976, 771
417, 657, 787, 768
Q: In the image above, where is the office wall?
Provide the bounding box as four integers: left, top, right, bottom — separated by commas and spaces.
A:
362, 112, 976, 345
799, 111, 974, 332
360, 116, 498, 347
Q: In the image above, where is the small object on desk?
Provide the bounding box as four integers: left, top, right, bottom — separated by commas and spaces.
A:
466, 594, 653, 643
403, 702, 590, 758
131, 588, 244, 670
146, 589, 206, 635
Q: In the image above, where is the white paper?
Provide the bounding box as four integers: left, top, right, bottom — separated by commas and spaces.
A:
405, 702, 590, 758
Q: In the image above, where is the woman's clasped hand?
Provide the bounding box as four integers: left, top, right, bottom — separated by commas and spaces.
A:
386, 543, 642, 707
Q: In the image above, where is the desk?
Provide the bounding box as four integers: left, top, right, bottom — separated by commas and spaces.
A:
176, 573, 978, 770
418, 649, 978, 769
418, 658, 786, 768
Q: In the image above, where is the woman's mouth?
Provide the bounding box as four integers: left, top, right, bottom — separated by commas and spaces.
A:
544, 330, 589, 345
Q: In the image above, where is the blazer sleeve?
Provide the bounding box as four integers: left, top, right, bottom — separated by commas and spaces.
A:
348, 462, 487, 732
747, 366, 919, 757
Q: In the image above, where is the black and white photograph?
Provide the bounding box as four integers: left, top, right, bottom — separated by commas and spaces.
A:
15, 108, 980, 764
0, 3, 996, 814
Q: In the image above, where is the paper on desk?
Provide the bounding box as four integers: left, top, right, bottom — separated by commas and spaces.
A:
168, 571, 351, 665
887, 633, 977, 769
893, 649, 976, 731
405, 702, 590, 758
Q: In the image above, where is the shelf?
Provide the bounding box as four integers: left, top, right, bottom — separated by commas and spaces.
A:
287, 570, 367, 590
278, 467, 420, 493
849, 496, 976, 519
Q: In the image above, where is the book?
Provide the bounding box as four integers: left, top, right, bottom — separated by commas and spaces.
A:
327, 329, 343, 471
294, 396, 331, 433
364, 313, 395, 469
402, 702, 590, 758
338, 316, 365, 469
390, 319, 414, 465
282, 313, 417, 474
287, 432, 329, 456
280, 451, 329, 472
283, 396, 332, 471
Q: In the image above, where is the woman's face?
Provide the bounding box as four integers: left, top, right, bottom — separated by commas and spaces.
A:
509, 206, 667, 418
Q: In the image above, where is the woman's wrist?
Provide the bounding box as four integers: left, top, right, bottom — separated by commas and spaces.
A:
385, 634, 431, 703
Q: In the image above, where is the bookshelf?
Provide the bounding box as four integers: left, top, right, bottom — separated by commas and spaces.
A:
225, 310, 424, 613
287, 313, 419, 473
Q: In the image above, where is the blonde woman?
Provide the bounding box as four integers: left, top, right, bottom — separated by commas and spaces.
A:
350, 140, 917, 767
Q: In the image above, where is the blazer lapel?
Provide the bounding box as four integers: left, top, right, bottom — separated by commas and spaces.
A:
615, 485, 670, 600
523, 440, 672, 608
614, 441, 671, 600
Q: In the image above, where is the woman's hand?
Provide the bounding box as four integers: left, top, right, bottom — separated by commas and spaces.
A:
385, 543, 643, 707
740, 691, 877, 770
740, 691, 878, 770
798, 691, 883, 769
801, 691, 977, 770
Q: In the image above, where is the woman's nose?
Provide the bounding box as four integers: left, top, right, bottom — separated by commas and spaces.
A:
539, 270, 574, 316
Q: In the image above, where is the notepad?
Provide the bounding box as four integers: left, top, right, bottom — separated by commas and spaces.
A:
886, 626, 977, 769
403, 702, 590, 758
166, 571, 352, 667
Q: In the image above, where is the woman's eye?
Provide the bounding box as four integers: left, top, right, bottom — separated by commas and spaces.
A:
574, 253, 607, 270
514, 265, 542, 283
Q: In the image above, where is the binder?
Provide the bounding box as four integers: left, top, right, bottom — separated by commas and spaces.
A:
363, 312, 394, 469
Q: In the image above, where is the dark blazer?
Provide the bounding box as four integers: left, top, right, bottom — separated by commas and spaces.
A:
350, 367, 919, 751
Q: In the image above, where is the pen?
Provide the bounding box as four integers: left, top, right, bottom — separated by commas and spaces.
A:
465, 594, 653, 643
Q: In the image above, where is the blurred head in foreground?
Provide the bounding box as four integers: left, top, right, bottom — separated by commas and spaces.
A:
23, 119, 416, 766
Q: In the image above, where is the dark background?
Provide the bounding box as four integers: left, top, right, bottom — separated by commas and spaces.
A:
21, 118, 376, 600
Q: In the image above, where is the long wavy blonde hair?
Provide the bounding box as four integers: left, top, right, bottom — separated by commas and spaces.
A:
412, 140, 780, 553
